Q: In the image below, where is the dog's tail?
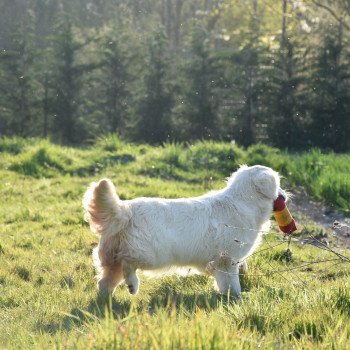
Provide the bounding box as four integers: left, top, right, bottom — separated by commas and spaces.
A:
83, 178, 131, 236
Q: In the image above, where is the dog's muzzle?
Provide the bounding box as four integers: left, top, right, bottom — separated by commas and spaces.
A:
278, 188, 287, 201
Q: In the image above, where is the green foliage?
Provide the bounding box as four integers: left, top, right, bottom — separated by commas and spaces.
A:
3, 137, 350, 211
224, 10, 270, 147
10, 145, 65, 178
136, 141, 245, 184
309, 23, 350, 152
0, 136, 33, 154
244, 144, 288, 171
94, 25, 133, 135
0, 8, 41, 137
182, 28, 222, 140
1, 1, 350, 150
182, 141, 244, 176
134, 27, 174, 144
50, 12, 82, 144
284, 149, 350, 211
95, 134, 126, 152
263, 34, 311, 150
335, 288, 350, 315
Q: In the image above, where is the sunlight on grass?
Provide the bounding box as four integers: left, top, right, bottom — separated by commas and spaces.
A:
1, 138, 350, 349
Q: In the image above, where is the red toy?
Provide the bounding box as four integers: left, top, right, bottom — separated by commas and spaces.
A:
273, 195, 297, 235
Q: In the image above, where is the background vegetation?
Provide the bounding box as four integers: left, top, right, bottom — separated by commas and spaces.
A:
1, 0, 350, 348
1, 0, 350, 150
1, 137, 350, 349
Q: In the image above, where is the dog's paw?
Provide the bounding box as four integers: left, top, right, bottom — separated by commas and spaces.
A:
126, 274, 139, 295
98, 279, 115, 296
127, 284, 137, 294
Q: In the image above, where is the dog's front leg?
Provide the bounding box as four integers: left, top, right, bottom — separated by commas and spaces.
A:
211, 256, 241, 297
227, 264, 242, 297
239, 260, 248, 275
122, 262, 139, 295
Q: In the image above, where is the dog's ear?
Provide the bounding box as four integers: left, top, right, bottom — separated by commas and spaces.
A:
253, 171, 278, 200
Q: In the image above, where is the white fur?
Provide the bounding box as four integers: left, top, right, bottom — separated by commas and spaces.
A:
83, 165, 286, 297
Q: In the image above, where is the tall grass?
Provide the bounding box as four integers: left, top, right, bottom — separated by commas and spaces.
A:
288, 150, 350, 211
2, 137, 350, 210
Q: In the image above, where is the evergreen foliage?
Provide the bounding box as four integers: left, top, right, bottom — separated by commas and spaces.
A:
310, 23, 350, 151
50, 13, 82, 143
135, 28, 174, 144
0, 0, 349, 150
0, 9, 39, 136
184, 28, 220, 140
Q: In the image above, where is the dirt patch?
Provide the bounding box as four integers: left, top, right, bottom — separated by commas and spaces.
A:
288, 186, 350, 248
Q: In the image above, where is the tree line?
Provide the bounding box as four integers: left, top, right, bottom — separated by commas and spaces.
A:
0, 0, 349, 151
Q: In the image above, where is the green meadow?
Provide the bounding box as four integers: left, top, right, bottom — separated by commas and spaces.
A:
1, 136, 350, 349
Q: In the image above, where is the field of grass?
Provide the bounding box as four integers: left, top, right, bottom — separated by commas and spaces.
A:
1, 136, 350, 349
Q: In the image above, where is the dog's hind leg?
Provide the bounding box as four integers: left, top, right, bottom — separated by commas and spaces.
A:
97, 264, 124, 295
123, 262, 139, 295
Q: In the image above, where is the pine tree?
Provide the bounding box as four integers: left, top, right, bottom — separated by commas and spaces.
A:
0, 9, 40, 136
310, 22, 350, 151
50, 12, 83, 144
135, 28, 174, 144
98, 27, 131, 134
225, 5, 268, 147
263, 0, 308, 149
183, 27, 220, 140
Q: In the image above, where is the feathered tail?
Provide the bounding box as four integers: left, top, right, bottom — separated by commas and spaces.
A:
83, 178, 131, 236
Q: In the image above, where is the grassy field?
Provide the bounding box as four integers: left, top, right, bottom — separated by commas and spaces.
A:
1, 136, 350, 349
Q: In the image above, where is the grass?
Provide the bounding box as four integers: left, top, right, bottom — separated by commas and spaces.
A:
1, 136, 350, 349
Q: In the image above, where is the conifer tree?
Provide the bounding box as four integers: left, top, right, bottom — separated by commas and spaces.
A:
98, 28, 131, 134
310, 22, 350, 151
135, 28, 173, 144
183, 28, 220, 140
264, 0, 307, 149
0, 9, 40, 136
226, 5, 267, 147
50, 12, 83, 143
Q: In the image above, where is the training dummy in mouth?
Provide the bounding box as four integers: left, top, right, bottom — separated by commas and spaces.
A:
273, 195, 297, 235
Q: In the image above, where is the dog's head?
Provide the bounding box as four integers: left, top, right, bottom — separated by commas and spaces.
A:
228, 165, 286, 202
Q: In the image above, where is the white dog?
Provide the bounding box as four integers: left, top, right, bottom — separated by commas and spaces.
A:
83, 165, 286, 297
